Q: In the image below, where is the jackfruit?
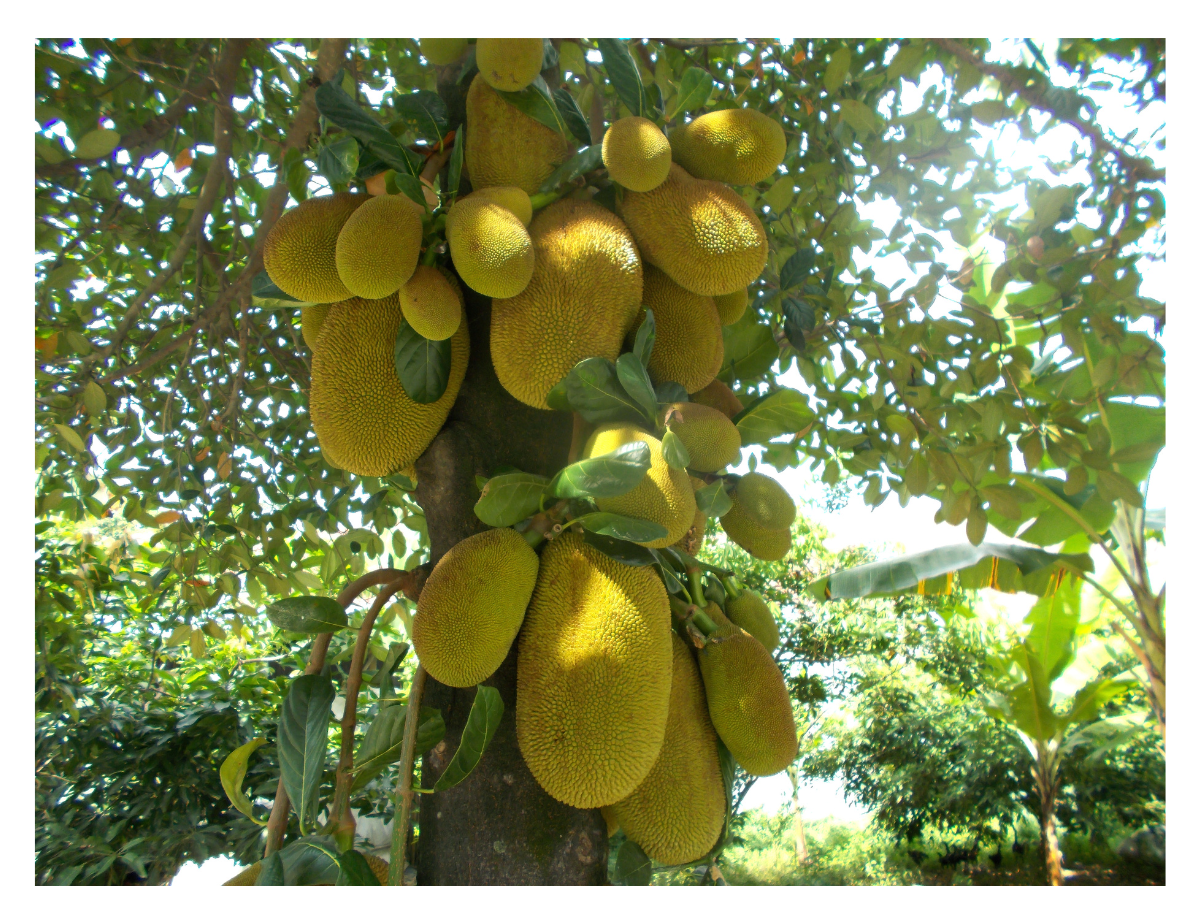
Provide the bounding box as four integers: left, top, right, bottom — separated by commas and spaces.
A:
223, 854, 390, 885
309, 294, 469, 476
669, 109, 787, 186
399, 265, 463, 341
464, 185, 533, 227
602, 116, 671, 192
465, 74, 572, 194
446, 197, 534, 298
491, 199, 643, 409
725, 588, 779, 652
697, 606, 797, 777
516, 532, 672, 808
713, 287, 748, 325
608, 634, 725, 865
728, 472, 795, 530
419, 38, 468, 66
413, 528, 540, 687
690, 378, 744, 420
335, 194, 423, 300
583, 425, 696, 549
661, 402, 741, 472
300, 304, 330, 351
720, 513, 791, 561
600, 804, 621, 838
475, 38, 545, 92
618, 163, 767, 297
676, 476, 711, 555
264, 192, 368, 303
633, 265, 723, 394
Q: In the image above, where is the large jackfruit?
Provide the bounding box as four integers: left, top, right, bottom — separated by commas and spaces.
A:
492, 199, 643, 409
697, 606, 798, 777
690, 378, 744, 420
300, 304, 330, 351
516, 532, 672, 808
713, 287, 749, 326
399, 265, 463, 341
669, 108, 787, 187
608, 634, 726, 865
583, 425, 696, 549
602, 116, 672, 192
419, 38, 468, 66
464, 185, 533, 227
634, 265, 723, 394
725, 588, 779, 652
309, 294, 469, 476
264, 192, 368, 303
465, 74, 572, 195
662, 401, 741, 472
475, 38, 545, 92
223, 854, 390, 885
335, 194, 423, 300
719, 472, 795, 562
618, 163, 767, 297
413, 529, 540, 687
446, 197, 534, 298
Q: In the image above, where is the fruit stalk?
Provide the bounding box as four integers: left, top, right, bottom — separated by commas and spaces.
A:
388, 664, 428, 884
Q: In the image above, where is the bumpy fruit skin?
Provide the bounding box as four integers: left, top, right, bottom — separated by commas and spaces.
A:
464, 185, 533, 227
335, 194, 423, 300
726, 588, 779, 651
729, 472, 795, 530
690, 378, 744, 420
419, 38, 468, 65
223, 854, 390, 885
399, 265, 463, 341
466, 74, 571, 194
713, 287, 749, 325
600, 804, 621, 838
446, 198, 534, 298
670, 109, 787, 186
697, 606, 798, 777
516, 532, 672, 808
413, 529, 540, 687
264, 192, 368, 303
300, 304, 330, 351
492, 200, 643, 409
618, 163, 767, 297
602, 116, 672, 192
583, 425, 697, 549
662, 402, 741, 472
609, 634, 725, 865
721, 511, 791, 561
309, 295, 469, 476
635, 265, 723, 394
475, 38, 545, 92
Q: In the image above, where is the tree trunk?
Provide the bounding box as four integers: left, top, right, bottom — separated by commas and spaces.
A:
786, 767, 808, 865
1035, 760, 1064, 887
411, 284, 608, 884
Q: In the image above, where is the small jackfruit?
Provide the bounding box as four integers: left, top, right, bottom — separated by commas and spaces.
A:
721, 512, 791, 561
399, 265, 463, 341
475, 38, 545, 92
335, 194, 423, 300
634, 265, 723, 394
669, 109, 787, 186
419, 38, 468, 66
464, 185, 533, 227
697, 606, 798, 777
729, 471, 795, 530
300, 304, 330, 351
516, 532, 672, 808
689, 378, 744, 420
602, 116, 671, 192
725, 588, 779, 652
465, 74, 571, 195
309, 294, 469, 476
413, 529, 540, 687
491, 199, 643, 409
713, 287, 749, 326
608, 634, 726, 865
662, 402, 741, 472
264, 192, 368, 303
223, 854, 390, 885
583, 425, 697, 549
619, 163, 767, 297
446, 197, 534, 298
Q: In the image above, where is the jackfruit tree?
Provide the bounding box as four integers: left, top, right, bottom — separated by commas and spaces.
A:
34, 37, 1165, 885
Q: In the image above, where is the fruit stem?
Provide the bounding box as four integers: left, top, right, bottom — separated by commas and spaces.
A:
721, 574, 743, 601
687, 567, 707, 608
529, 189, 566, 212
388, 663, 427, 885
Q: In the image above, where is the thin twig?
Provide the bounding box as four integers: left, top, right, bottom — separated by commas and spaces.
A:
388, 664, 427, 885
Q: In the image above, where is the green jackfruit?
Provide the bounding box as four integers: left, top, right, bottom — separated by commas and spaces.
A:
609, 634, 725, 865
662, 402, 741, 472
583, 425, 696, 549
618, 163, 767, 296
399, 265, 463, 341
669, 108, 787, 186
713, 287, 748, 325
264, 192, 368, 303
475, 38, 545, 92
634, 265, 723, 394
413, 529, 540, 687
223, 854, 390, 885
602, 116, 672, 192
465, 74, 571, 195
492, 199, 643, 409
719, 472, 795, 561
309, 294, 469, 476
600, 804, 621, 838
335, 194, 423, 299
697, 606, 797, 777
300, 304, 330, 351
690, 378, 744, 420
464, 185, 533, 227
725, 588, 779, 652
516, 532, 672, 808
446, 197, 534, 298
419, 38, 468, 66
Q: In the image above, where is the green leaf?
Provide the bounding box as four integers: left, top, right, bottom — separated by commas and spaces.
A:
433, 685, 504, 792
264, 835, 341, 885
1063, 678, 1137, 729
887, 42, 926, 81
576, 511, 668, 543
615, 354, 659, 424
495, 76, 569, 139
351, 705, 445, 793
579, 530, 658, 567
54, 424, 87, 453
631, 309, 656, 368
316, 135, 360, 185
563, 357, 649, 426
720, 317, 778, 383
596, 38, 650, 118
315, 75, 421, 176
1023, 578, 1081, 681
266, 596, 348, 634
839, 98, 878, 135
615, 839, 652, 885
669, 67, 715, 118
695, 480, 733, 518
73, 128, 122, 159
255, 852, 285, 886
654, 381, 689, 404
1104, 402, 1164, 485
734, 388, 814, 446
548, 441, 650, 499
824, 46, 852, 92
537, 143, 602, 194
279, 674, 337, 834
446, 123, 465, 200
970, 99, 1013, 125
390, 171, 429, 209
779, 248, 816, 291
219, 738, 269, 826
335, 849, 382, 886
661, 429, 690, 470
1096, 470, 1144, 507
394, 318, 452, 403
553, 88, 592, 145
82, 381, 107, 416
391, 90, 450, 145
251, 270, 314, 308
1006, 640, 1059, 743
885, 413, 917, 443
474, 471, 550, 527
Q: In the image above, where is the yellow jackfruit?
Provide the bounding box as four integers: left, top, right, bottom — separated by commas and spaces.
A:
223, 854, 390, 885
602, 116, 671, 192
413, 529, 540, 687
662, 402, 741, 472
309, 294, 469, 476
713, 287, 749, 326
446, 197, 534, 298
335, 194, 423, 300
465, 74, 572, 195
690, 378, 744, 420
634, 265, 723, 394
475, 38, 545, 92
399, 265, 463, 341
609, 634, 726, 865
492, 199, 643, 409
720, 511, 791, 561
464, 185, 533, 227
728, 471, 795, 530
583, 425, 697, 549
419, 38, 468, 66
600, 804, 621, 838
264, 192, 368, 303
697, 606, 797, 777
300, 304, 330, 351
669, 109, 787, 186
516, 532, 672, 808
725, 588, 779, 652
618, 163, 767, 297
